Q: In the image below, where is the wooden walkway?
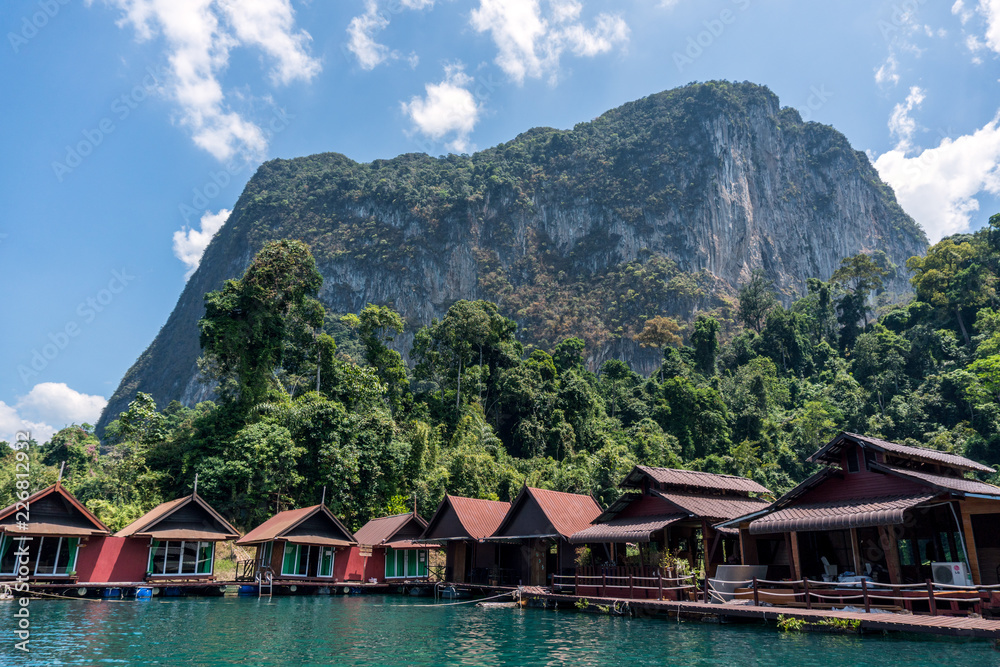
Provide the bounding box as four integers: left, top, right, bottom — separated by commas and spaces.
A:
524, 589, 1000, 640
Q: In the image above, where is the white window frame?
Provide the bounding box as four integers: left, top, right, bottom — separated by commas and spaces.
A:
317, 546, 335, 578
281, 543, 312, 577
33, 536, 78, 577
148, 540, 215, 577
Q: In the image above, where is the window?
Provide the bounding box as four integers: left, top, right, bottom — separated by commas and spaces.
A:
846, 449, 860, 473
281, 543, 312, 577
385, 549, 428, 579
318, 546, 334, 578
258, 541, 274, 569
0, 535, 18, 575
34, 537, 79, 576
148, 540, 214, 576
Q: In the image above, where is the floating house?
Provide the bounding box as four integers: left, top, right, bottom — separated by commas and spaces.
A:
351, 512, 438, 583
722, 432, 1000, 586
0, 482, 109, 582
109, 491, 240, 582
420, 495, 511, 584
488, 487, 602, 586
570, 466, 771, 581
236, 504, 358, 584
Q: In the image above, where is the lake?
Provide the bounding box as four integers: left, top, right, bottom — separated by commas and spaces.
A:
6, 594, 1000, 666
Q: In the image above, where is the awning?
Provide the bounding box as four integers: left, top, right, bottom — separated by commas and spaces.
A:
382, 540, 440, 549
284, 535, 355, 547
748, 495, 935, 535
569, 514, 686, 544
132, 528, 237, 541
1, 522, 104, 537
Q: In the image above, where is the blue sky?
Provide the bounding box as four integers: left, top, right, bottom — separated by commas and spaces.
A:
2, 0, 999, 444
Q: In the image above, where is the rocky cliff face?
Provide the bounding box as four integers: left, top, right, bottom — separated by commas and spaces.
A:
97, 81, 927, 433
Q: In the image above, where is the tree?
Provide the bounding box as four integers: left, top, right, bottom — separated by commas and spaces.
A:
199, 240, 324, 409
833, 253, 891, 349
737, 269, 778, 333
635, 316, 683, 349
690, 315, 720, 376
344, 304, 409, 412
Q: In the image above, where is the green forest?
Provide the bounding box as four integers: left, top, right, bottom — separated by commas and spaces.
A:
6, 214, 1000, 534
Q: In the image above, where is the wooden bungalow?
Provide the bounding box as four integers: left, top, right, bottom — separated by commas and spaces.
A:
0, 482, 109, 583
570, 466, 771, 583
351, 511, 439, 583
420, 495, 511, 584
112, 491, 239, 582
488, 487, 603, 587
722, 432, 1000, 587
236, 504, 358, 584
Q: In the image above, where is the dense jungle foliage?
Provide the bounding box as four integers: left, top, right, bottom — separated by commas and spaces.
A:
5, 215, 1000, 532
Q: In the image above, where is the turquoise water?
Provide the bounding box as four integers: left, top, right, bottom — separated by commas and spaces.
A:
5, 594, 1000, 666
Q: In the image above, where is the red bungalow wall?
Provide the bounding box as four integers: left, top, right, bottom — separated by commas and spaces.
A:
797, 449, 929, 505
335, 545, 365, 582
75, 536, 149, 583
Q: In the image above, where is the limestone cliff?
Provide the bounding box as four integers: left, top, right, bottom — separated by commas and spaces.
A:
97, 81, 927, 433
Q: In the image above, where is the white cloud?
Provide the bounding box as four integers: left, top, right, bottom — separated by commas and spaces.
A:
0, 384, 108, 446
887, 86, 925, 150
875, 111, 1000, 242
469, 0, 629, 84
954, 0, 973, 24
979, 0, 1000, 52
173, 208, 230, 279
92, 0, 319, 161
875, 52, 900, 86
401, 64, 481, 153
345, 0, 435, 70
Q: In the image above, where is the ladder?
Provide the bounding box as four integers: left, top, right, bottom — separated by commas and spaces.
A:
257, 567, 274, 598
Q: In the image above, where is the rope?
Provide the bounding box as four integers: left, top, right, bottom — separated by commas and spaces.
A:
383, 590, 515, 608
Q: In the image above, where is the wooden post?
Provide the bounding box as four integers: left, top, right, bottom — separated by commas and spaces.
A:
703, 572, 708, 603
602, 571, 607, 598
629, 574, 634, 599
803, 578, 811, 609
862, 579, 870, 614
849, 528, 863, 576
926, 579, 937, 616
788, 531, 802, 581
960, 502, 982, 585
658, 571, 663, 600
752, 577, 759, 606
574, 571, 578, 595
878, 525, 902, 585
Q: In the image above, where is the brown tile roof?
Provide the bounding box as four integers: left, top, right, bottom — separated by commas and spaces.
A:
0, 483, 109, 536
115, 493, 239, 540
569, 514, 686, 544
525, 487, 603, 539
810, 432, 994, 474
236, 504, 355, 546
651, 489, 772, 521
747, 494, 936, 535
875, 463, 1000, 497
424, 496, 511, 540
623, 466, 770, 495
353, 513, 428, 546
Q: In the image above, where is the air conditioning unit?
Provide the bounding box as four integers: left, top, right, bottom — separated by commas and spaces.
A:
931, 562, 971, 586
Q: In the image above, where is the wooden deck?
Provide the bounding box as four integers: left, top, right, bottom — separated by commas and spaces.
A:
524, 589, 1000, 640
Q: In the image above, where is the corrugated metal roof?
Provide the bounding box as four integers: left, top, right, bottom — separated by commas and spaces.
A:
445, 496, 511, 539
353, 513, 428, 546
623, 466, 770, 495
115, 493, 239, 540
235, 505, 356, 545
810, 432, 995, 474
875, 463, 1000, 497
526, 487, 603, 539
0, 483, 109, 536
569, 514, 686, 544
0, 521, 104, 537
383, 539, 440, 549
747, 494, 935, 535
651, 489, 772, 521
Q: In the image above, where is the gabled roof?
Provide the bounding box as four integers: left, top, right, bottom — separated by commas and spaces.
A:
421, 495, 511, 541
353, 512, 435, 548
651, 489, 772, 521
874, 463, 1000, 498
492, 487, 602, 540
808, 432, 995, 474
0, 483, 109, 536
116, 493, 239, 541
236, 504, 356, 547
620, 465, 770, 495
